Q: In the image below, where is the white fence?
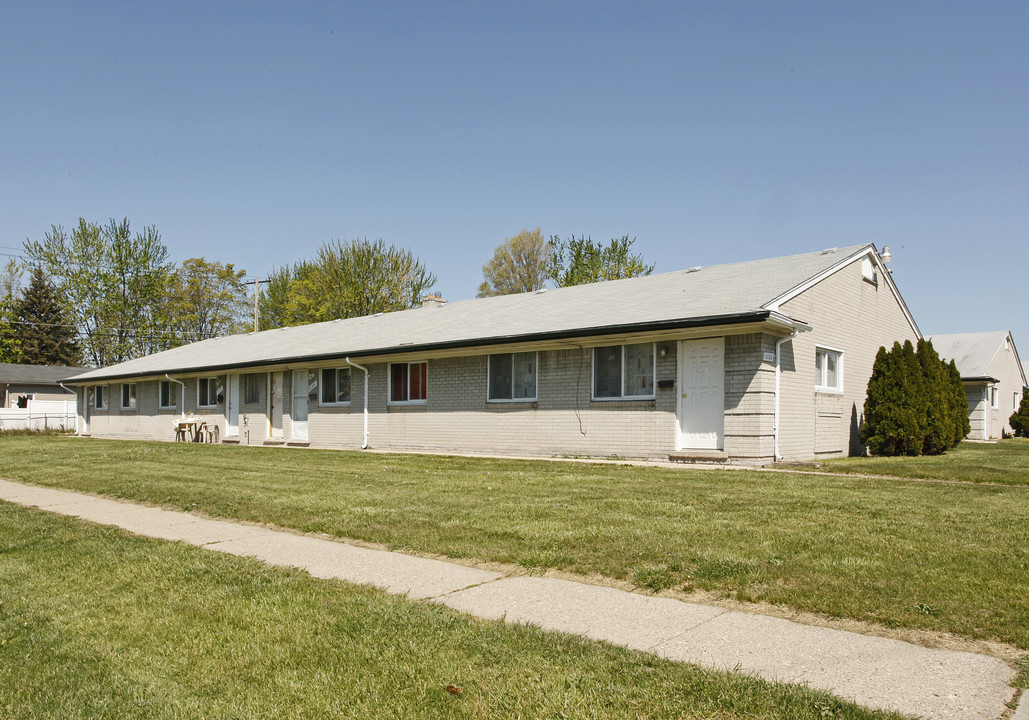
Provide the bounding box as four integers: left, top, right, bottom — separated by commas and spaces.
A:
0, 399, 77, 432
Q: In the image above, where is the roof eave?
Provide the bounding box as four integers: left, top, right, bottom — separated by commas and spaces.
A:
67, 310, 782, 383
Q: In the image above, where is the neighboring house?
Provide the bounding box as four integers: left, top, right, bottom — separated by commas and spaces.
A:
0, 363, 83, 409
67, 244, 918, 464
930, 331, 1027, 440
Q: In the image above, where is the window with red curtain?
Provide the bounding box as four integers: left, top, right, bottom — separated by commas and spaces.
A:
390, 362, 427, 402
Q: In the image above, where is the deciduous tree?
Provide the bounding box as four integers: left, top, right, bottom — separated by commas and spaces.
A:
477, 228, 551, 297
548, 235, 654, 287
171, 258, 249, 343
259, 239, 436, 329
24, 218, 176, 366
0, 295, 22, 364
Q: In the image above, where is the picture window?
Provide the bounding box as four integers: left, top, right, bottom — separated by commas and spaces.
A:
488, 352, 537, 401
320, 368, 351, 405
593, 343, 655, 399
390, 362, 427, 404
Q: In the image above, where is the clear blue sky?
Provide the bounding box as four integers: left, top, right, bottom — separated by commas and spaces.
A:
3, 1, 1027, 353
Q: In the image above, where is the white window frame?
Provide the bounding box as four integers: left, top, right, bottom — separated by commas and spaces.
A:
159, 381, 179, 410
319, 367, 352, 407
198, 376, 222, 409
388, 361, 427, 405
94, 385, 107, 410
815, 347, 844, 393
121, 383, 136, 410
591, 342, 656, 401
487, 352, 538, 402
991, 386, 999, 410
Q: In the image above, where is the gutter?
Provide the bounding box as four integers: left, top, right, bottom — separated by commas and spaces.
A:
344, 357, 370, 449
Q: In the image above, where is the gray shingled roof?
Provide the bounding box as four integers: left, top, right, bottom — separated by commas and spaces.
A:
0, 363, 86, 385
70, 244, 872, 383
929, 331, 1011, 380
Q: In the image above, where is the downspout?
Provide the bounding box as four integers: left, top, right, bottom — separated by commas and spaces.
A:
345, 357, 369, 449
773, 330, 800, 461
164, 374, 187, 417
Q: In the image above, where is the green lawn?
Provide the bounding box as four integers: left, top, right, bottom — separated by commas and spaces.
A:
0, 503, 898, 719
2, 436, 1028, 654
813, 438, 1029, 485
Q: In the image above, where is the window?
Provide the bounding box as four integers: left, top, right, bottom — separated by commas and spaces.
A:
815, 348, 843, 392
390, 362, 427, 403
320, 368, 351, 405
94, 386, 106, 410
593, 343, 655, 399
991, 386, 999, 410
198, 376, 223, 408
242, 374, 260, 404
159, 381, 179, 409
488, 352, 537, 401
1016, 392, 1020, 411
121, 383, 136, 410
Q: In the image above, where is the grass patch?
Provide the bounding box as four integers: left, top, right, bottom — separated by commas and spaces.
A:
0, 502, 897, 719
816, 438, 1029, 485
2, 436, 1028, 652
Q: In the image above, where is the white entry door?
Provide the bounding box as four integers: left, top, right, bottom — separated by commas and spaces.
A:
226, 374, 239, 436
292, 370, 309, 441
677, 338, 725, 450
269, 372, 283, 439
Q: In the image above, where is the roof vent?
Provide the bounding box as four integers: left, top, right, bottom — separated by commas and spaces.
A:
535, 287, 547, 294
821, 247, 839, 254
686, 266, 702, 273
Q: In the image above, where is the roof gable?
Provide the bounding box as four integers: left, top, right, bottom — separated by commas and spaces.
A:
930, 331, 1026, 385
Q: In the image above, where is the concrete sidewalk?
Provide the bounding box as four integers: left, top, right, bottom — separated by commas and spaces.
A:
0, 478, 1018, 720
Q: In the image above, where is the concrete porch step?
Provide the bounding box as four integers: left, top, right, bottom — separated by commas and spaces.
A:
668, 450, 729, 463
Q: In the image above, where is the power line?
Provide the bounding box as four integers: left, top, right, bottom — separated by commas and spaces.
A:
4, 318, 227, 342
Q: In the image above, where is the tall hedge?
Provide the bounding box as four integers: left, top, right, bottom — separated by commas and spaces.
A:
860, 339, 968, 456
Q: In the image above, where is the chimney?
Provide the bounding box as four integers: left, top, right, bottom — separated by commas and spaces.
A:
421, 293, 446, 309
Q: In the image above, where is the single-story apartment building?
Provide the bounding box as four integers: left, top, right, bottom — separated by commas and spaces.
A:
67, 244, 918, 464
0, 363, 83, 409
930, 331, 1027, 440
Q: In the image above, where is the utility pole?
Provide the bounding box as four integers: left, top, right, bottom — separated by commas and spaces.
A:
245, 278, 270, 332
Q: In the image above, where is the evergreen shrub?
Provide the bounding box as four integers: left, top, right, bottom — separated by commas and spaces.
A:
860, 339, 968, 456
1011, 389, 1029, 437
